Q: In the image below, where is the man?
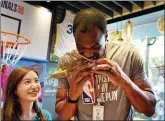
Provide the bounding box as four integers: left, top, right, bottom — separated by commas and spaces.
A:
55, 8, 156, 120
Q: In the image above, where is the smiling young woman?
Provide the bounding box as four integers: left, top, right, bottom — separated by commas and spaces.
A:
1, 67, 52, 121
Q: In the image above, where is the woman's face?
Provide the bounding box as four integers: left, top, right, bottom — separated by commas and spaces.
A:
16, 71, 41, 102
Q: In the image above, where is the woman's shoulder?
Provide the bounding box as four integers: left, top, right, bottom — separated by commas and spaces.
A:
41, 109, 52, 120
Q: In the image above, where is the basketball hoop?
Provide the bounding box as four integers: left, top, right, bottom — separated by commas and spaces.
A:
1, 31, 31, 66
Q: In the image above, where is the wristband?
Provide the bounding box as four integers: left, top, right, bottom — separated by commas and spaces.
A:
67, 96, 79, 103
66, 92, 79, 103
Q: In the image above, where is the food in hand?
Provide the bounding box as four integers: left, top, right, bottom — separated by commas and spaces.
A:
49, 50, 94, 79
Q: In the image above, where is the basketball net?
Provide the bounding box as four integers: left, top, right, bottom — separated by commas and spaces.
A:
1, 31, 31, 68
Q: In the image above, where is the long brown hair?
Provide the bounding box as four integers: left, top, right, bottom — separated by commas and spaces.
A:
2, 67, 47, 120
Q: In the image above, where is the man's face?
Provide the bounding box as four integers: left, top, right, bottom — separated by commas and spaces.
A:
75, 26, 106, 60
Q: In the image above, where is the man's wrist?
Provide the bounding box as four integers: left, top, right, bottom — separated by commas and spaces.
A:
120, 72, 133, 89
67, 96, 79, 103
66, 91, 79, 103
122, 79, 136, 94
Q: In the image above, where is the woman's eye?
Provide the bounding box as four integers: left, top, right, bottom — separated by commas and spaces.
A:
24, 81, 30, 84
35, 79, 39, 83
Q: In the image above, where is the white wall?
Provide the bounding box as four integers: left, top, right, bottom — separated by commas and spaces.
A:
1, 1, 52, 60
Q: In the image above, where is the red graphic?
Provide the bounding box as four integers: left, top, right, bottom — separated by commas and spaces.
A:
88, 74, 95, 102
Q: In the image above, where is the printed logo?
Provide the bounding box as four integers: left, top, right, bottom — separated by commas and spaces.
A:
82, 75, 95, 104
1, 1, 24, 15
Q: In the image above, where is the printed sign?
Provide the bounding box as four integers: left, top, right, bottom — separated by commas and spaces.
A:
1, 1, 24, 15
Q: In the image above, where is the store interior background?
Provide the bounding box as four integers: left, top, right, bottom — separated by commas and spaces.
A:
1, 1, 164, 120
107, 10, 164, 120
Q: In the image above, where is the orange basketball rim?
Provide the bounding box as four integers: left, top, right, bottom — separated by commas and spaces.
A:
1, 31, 31, 66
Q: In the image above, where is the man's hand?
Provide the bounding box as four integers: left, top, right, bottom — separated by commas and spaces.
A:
91, 58, 130, 88
91, 58, 156, 116
67, 62, 92, 100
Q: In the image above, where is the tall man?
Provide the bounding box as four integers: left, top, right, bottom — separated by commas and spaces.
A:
55, 8, 156, 120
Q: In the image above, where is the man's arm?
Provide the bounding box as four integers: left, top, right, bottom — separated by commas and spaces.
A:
123, 48, 156, 116
91, 58, 156, 117
55, 54, 93, 120
55, 88, 78, 120
123, 79, 156, 117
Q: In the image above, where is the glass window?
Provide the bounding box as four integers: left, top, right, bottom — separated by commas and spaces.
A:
132, 32, 164, 121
